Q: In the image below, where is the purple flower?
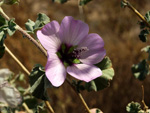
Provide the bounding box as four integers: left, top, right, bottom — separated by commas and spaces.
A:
37, 16, 106, 87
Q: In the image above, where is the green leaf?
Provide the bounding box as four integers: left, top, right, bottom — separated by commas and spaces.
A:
85, 80, 97, 91
141, 45, 150, 61
25, 13, 50, 34
139, 29, 149, 42
25, 19, 35, 34
3, 0, 19, 5
139, 21, 146, 29
23, 96, 38, 109
0, 15, 6, 27
95, 56, 112, 70
85, 57, 115, 91
52, 0, 68, 4
145, 11, 150, 24
34, 13, 50, 29
126, 101, 141, 113
6, 19, 17, 36
29, 64, 52, 100
79, 0, 92, 6
120, 0, 127, 8
132, 59, 149, 80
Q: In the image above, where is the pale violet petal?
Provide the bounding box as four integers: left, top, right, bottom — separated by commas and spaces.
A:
59, 16, 89, 46
45, 52, 66, 87
78, 33, 106, 64
67, 64, 102, 82
37, 21, 61, 53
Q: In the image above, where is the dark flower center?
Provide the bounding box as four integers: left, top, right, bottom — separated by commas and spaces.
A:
56, 44, 88, 67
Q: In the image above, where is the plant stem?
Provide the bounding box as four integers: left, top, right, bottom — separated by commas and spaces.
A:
141, 85, 148, 111
4, 44, 55, 113
22, 103, 33, 113
123, 0, 150, 27
78, 0, 85, 21
5, 44, 30, 75
66, 78, 91, 113
45, 101, 55, 113
0, 7, 91, 113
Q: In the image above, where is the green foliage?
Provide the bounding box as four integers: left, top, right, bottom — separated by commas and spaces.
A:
139, 29, 149, 42
126, 101, 141, 113
3, 0, 19, 5
52, 0, 68, 4
85, 56, 115, 91
25, 13, 50, 34
0, 15, 16, 58
29, 64, 52, 100
138, 11, 150, 42
120, 0, 127, 8
79, 0, 92, 6
132, 59, 149, 80
141, 46, 150, 61
23, 96, 38, 109
145, 11, 150, 24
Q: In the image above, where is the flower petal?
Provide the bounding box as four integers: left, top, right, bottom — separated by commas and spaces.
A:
78, 33, 106, 64
45, 52, 66, 87
67, 64, 102, 82
37, 21, 61, 53
59, 16, 89, 46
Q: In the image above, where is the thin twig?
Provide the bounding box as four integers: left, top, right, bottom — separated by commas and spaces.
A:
78, 0, 85, 21
66, 78, 91, 113
141, 85, 148, 111
45, 101, 55, 113
5, 44, 30, 75
22, 103, 33, 113
123, 0, 150, 27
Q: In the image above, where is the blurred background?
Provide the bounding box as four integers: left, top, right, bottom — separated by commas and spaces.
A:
1, 0, 150, 112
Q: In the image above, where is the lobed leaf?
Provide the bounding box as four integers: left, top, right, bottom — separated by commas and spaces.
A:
145, 11, 150, 24
126, 101, 141, 113
85, 57, 115, 91
25, 13, 50, 34
29, 64, 52, 100
139, 29, 149, 42
141, 45, 150, 61
131, 59, 149, 80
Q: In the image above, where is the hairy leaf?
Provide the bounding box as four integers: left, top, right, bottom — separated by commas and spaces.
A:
29, 64, 52, 100
85, 57, 115, 91
25, 13, 50, 34
132, 59, 149, 80
126, 101, 141, 113
139, 29, 149, 42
